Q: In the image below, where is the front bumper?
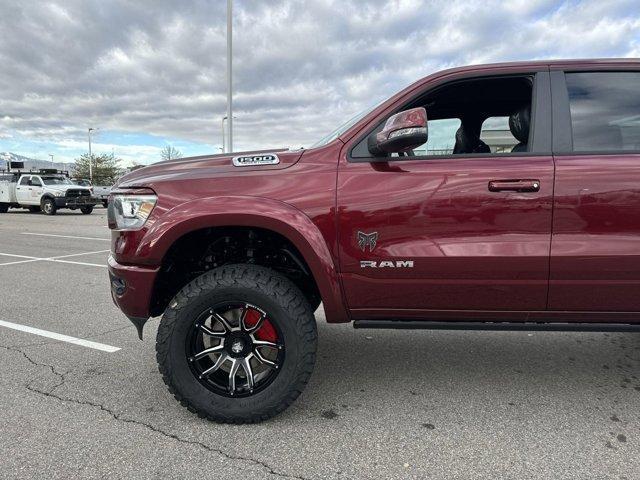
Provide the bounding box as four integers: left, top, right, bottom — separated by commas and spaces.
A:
108, 255, 160, 338
55, 196, 101, 208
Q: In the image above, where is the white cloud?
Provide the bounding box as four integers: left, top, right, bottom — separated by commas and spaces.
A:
0, 0, 638, 155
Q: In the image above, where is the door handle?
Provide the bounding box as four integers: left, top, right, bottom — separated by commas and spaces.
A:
488, 179, 540, 193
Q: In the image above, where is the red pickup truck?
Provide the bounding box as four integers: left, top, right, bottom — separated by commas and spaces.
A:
108, 59, 640, 423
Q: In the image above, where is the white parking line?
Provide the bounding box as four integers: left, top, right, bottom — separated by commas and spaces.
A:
52, 249, 110, 259
0, 250, 109, 268
0, 259, 42, 266
0, 320, 120, 352
21, 232, 110, 242
50, 259, 107, 268
0, 252, 40, 260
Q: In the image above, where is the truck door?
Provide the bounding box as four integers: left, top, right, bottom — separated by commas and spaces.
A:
548, 69, 640, 311
30, 176, 44, 203
15, 176, 35, 205
337, 71, 554, 318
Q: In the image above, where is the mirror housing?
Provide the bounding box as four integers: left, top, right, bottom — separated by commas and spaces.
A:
368, 107, 428, 156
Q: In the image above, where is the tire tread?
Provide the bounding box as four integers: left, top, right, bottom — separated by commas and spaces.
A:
155, 264, 317, 424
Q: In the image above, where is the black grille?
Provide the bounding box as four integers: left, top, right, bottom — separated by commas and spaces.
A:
66, 189, 90, 198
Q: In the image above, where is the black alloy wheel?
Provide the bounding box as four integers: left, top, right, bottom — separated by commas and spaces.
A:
187, 302, 285, 397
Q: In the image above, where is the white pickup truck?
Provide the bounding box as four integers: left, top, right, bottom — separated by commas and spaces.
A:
71, 178, 112, 207
0, 170, 99, 215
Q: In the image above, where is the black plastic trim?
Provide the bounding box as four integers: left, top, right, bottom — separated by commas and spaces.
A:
550, 70, 573, 153
353, 320, 640, 332
127, 316, 148, 340
530, 71, 552, 153
55, 197, 100, 207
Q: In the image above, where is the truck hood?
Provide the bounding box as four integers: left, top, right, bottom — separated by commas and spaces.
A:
47, 186, 92, 194
117, 148, 304, 188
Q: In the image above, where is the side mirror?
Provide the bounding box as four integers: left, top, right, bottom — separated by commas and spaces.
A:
368, 107, 428, 156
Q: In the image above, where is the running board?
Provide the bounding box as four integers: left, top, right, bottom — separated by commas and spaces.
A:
353, 320, 640, 332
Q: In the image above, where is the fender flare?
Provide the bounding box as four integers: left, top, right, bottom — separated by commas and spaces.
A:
40, 194, 55, 205
139, 196, 349, 323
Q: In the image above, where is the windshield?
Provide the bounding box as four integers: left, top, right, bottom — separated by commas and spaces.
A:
311, 99, 386, 148
41, 176, 72, 185
72, 179, 91, 186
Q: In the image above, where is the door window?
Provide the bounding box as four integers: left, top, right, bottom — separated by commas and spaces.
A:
406, 118, 460, 156
566, 72, 640, 152
352, 75, 535, 159
19, 176, 30, 185
30, 177, 42, 187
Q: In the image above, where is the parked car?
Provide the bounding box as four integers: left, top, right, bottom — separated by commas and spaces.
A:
71, 178, 112, 207
108, 59, 640, 423
0, 169, 98, 215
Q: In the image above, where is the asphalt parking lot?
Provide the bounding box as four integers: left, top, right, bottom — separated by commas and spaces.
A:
1, 209, 640, 479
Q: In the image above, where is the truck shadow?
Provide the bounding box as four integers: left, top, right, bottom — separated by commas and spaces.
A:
307, 321, 640, 410
4, 210, 103, 216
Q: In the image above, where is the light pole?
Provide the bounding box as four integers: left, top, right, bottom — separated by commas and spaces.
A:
221, 115, 237, 153
88, 127, 96, 181
49, 154, 54, 165
221, 116, 226, 153
226, 0, 233, 153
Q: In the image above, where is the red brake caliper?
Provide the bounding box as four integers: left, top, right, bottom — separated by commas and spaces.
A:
244, 308, 278, 343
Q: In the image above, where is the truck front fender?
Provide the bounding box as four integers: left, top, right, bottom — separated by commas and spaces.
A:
137, 196, 348, 323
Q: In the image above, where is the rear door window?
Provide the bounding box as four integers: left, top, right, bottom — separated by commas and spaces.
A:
566, 72, 640, 152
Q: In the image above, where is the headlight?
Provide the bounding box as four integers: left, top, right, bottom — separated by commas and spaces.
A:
53, 190, 65, 197
108, 194, 157, 230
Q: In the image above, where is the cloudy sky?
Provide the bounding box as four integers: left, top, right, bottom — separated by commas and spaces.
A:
0, 0, 638, 165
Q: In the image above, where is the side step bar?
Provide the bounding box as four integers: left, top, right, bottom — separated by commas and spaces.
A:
353, 320, 640, 332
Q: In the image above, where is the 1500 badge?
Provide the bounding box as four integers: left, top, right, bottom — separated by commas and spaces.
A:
232, 154, 280, 167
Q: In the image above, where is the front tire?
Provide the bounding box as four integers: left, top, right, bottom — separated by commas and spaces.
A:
156, 264, 317, 423
80, 206, 93, 214
41, 198, 56, 215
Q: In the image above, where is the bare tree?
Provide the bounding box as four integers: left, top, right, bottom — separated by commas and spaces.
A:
160, 145, 183, 161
